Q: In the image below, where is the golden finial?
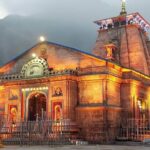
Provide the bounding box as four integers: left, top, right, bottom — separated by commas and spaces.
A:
120, 0, 127, 15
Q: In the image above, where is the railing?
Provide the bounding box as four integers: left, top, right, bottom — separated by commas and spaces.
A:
122, 71, 150, 84
0, 69, 78, 81
0, 114, 7, 130
0, 120, 80, 145
118, 119, 150, 142
77, 66, 122, 77
0, 66, 123, 81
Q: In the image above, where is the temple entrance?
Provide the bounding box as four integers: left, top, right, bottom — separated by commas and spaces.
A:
28, 93, 46, 121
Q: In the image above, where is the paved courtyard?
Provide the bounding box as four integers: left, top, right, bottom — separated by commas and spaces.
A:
1, 145, 150, 150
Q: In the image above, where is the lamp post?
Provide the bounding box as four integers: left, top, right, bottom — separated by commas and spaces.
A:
39, 36, 46, 42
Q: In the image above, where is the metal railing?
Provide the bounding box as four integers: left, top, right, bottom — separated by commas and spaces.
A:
118, 119, 150, 141
0, 120, 79, 145
0, 66, 123, 81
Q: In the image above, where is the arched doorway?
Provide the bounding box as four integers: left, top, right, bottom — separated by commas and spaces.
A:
28, 92, 46, 121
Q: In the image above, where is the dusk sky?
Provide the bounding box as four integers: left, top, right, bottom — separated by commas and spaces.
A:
0, 0, 150, 19
0, 0, 150, 65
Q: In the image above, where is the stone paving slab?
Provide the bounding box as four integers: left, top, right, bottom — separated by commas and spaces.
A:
1, 145, 150, 150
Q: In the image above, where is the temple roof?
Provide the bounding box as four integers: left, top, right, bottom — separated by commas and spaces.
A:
0, 41, 149, 82
0, 41, 106, 68
94, 12, 150, 32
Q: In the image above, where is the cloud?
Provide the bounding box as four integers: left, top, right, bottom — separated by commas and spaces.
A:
1, 0, 150, 21
0, 0, 149, 65
0, 6, 9, 19
0, 0, 114, 18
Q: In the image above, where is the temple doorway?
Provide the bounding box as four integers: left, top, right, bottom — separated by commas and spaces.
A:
28, 92, 46, 121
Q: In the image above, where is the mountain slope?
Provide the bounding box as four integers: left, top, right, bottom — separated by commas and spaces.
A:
0, 15, 96, 66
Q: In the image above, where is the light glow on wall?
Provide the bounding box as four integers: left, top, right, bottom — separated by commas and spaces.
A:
22, 86, 48, 92
32, 53, 36, 58
39, 36, 46, 42
0, 86, 4, 90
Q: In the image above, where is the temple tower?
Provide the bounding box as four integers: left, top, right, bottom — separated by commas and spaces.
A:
93, 0, 150, 75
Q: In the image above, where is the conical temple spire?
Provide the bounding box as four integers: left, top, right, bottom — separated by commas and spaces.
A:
120, 0, 127, 15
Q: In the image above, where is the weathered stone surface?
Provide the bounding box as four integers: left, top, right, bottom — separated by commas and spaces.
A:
93, 25, 150, 75
0, 13, 150, 144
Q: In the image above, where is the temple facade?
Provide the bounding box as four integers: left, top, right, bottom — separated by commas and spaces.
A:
0, 3, 150, 143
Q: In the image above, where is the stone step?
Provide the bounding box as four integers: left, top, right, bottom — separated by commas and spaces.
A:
1, 136, 75, 145
1, 131, 81, 145
143, 138, 150, 144
116, 137, 129, 141
70, 140, 88, 145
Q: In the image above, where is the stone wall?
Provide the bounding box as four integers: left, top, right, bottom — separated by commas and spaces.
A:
0, 88, 6, 116
76, 74, 122, 143
107, 79, 120, 106
76, 107, 121, 143
78, 80, 103, 104
76, 107, 104, 143
121, 78, 150, 121
93, 25, 150, 75
146, 40, 150, 73
2, 85, 21, 122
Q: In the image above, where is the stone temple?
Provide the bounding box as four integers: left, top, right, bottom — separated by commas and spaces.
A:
0, 1, 150, 143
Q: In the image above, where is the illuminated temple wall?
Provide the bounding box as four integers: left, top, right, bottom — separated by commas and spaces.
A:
91, 15, 150, 138
0, 14, 150, 142
121, 79, 150, 120
76, 71, 122, 142
0, 87, 6, 117
0, 42, 106, 122
0, 43, 106, 75
0, 85, 21, 122
0, 42, 149, 143
0, 41, 125, 142
49, 79, 78, 121
93, 24, 150, 75
147, 41, 150, 72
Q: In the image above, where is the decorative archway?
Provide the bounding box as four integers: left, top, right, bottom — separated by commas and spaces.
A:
28, 92, 47, 121
21, 57, 49, 78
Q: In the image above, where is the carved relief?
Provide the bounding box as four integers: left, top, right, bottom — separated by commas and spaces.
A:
26, 65, 43, 77
52, 87, 63, 97
40, 48, 48, 60
104, 44, 117, 60
52, 101, 62, 122
9, 89, 19, 100
9, 105, 18, 124
21, 57, 49, 78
